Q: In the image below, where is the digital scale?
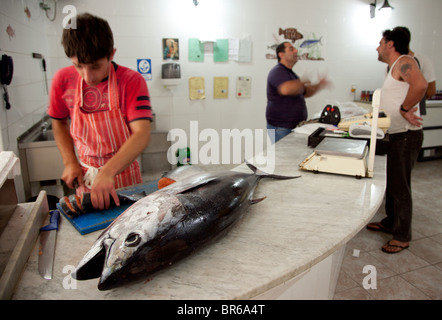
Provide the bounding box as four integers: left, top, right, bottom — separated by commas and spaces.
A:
299, 89, 384, 178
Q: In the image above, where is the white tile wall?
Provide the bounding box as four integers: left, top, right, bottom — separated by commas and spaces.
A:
1, 0, 441, 199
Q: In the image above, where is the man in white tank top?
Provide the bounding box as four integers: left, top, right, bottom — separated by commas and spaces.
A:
392, 27, 436, 115
366, 28, 427, 254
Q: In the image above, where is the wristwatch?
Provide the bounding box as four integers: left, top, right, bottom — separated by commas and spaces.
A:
400, 104, 408, 112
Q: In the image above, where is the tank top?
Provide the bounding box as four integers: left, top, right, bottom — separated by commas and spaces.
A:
381, 55, 421, 134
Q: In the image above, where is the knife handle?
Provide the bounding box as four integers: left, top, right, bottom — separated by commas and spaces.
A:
41, 210, 60, 231
73, 178, 79, 190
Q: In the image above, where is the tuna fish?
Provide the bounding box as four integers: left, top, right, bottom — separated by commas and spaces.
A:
73, 163, 299, 290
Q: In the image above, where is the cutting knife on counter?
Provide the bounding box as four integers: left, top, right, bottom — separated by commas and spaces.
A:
38, 210, 60, 280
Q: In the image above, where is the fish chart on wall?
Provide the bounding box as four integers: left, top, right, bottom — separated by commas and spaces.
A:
266, 27, 324, 61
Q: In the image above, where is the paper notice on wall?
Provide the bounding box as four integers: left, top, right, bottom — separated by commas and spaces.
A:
238, 39, 252, 62
229, 39, 239, 61
214, 77, 229, 99
189, 77, 205, 100
228, 38, 252, 62
214, 39, 229, 62
188, 38, 204, 62
236, 76, 251, 98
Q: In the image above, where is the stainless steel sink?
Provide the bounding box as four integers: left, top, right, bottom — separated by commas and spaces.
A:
36, 130, 54, 141
17, 116, 55, 147
17, 116, 63, 200
18, 129, 55, 145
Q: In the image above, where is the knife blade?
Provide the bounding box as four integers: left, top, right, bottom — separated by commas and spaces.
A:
73, 178, 79, 191
38, 210, 60, 280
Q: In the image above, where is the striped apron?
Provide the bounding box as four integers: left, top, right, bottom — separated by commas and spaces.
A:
71, 62, 142, 194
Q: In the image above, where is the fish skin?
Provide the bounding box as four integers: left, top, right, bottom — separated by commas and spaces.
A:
279, 27, 303, 43
73, 163, 299, 290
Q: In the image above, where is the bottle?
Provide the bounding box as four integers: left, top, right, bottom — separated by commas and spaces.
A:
176, 147, 191, 166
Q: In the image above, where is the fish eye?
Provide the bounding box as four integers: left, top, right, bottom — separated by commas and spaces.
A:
125, 233, 141, 247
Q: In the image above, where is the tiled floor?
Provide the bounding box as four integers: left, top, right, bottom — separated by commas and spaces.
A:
333, 158, 442, 300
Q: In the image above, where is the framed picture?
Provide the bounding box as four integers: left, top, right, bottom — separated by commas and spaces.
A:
163, 38, 179, 60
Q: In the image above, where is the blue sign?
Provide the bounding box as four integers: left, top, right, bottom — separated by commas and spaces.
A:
137, 59, 152, 80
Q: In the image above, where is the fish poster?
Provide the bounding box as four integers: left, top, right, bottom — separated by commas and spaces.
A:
266, 27, 324, 61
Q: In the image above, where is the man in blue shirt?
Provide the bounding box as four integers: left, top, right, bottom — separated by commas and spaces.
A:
266, 42, 331, 143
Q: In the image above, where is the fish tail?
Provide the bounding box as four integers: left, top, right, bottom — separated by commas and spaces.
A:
245, 161, 300, 180
279, 28, 284, 35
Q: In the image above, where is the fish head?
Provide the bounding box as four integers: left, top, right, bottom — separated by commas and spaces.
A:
73, 192, 186, 290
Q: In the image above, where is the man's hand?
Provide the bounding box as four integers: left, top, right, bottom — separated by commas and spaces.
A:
303, 75, 333, 98
61, 163, 84, 189
400, 106, 423, 127
87, 120, 151, 211
89, 171, 120, 210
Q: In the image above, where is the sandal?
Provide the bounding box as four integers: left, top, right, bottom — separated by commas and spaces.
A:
382, 240, 409, 254
366, 222, 392, 234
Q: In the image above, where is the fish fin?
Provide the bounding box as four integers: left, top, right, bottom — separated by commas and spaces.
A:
250, 197, 266, 205
245, 161, 262, 174
138, 191, 148, 198
245, 161, 301, 180
117, 191, 147, 202
177, 177, 217, 194
279, 27, 283, 35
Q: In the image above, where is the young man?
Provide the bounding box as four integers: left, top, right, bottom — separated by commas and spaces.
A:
266, 41, 331, 143
367, 28, 427, 254
48, 13, 152, 210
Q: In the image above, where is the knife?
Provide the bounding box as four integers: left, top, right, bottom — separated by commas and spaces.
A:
38, 210, 60, 280
73, 178, 79, 191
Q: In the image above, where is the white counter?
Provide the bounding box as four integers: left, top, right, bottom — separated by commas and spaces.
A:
421, 101, 442, 148
12, 132, 386, 300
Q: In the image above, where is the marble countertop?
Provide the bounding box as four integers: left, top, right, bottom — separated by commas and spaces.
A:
12, 132, 386, 299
